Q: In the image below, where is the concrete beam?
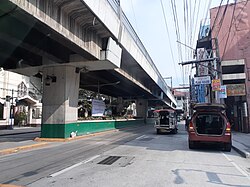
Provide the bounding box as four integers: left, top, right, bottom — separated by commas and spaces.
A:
9, 0, 106, 59
0, 33, 63, 63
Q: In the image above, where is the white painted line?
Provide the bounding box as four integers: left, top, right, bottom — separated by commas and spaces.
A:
83, 155, 100, 164
136, 135, 146, 140
50, 155, 100, 177
50, 162, 83, 177
222, 152, 250, 180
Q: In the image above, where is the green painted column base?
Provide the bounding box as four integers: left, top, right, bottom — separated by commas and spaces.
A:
41, 119, 145, 138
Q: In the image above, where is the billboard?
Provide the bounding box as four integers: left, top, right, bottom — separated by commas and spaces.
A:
226, 84, 246, 96
92, 99, 106, 116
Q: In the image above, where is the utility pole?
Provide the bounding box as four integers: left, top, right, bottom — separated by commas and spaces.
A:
10, 89, 14, 129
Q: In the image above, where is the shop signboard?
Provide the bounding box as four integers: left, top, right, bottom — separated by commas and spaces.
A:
226, 84, 246, 96
219, 85, 227, 98
212, 79, 221, 91
197, 48, 208, 76
194, 76, 211, 85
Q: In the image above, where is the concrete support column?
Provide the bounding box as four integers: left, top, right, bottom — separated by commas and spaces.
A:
41, 65, 80, 138
28, 106, 32, 125
136, 99, 148, 120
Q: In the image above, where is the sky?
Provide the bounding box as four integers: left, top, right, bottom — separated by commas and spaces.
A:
120, 0, 235, 88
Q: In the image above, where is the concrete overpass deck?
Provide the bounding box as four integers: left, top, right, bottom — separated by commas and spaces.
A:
0, 0, 176, 137
0, 0, 176, 108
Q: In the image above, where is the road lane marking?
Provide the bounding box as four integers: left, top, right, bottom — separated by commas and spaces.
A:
50, 162, 83, 177
83, 155, 100, 164
135, 135, 146, 140
50, 155, 100, 177
222, 152, 250, 181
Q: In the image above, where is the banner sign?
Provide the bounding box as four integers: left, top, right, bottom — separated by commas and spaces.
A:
219, 85, 227, 98
197, 48, 209, 76
194, 76, 211, 85
226, 84, 246, 96
92, 99, 106, 116
212, 79, 221, 91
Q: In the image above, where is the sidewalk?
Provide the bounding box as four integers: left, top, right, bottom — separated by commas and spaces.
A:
0, 126, 44, 156
0, 126, 40, 136
232, 131, 250, 158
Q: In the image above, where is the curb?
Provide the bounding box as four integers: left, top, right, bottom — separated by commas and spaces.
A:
35, 129, 120, 142
35, 125, 148, 142
232, 143, 250, 159
0, 142, 48, 156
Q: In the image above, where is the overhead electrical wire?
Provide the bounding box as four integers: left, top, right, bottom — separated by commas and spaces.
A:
160, 0, 179, 84
174, 0, 186, 84
214, 0, 230, 40
183, 0, 187, 83
130, 0, 139, 33
221, 0, 237, 60
185, 0, 190, 81
200, 0, 212, 41
224, 0, 249, 45
189, 0, 199, 75
190, 0, 197, 53
191, 0, 201, 48
210, 0, 224, 35
170, 0, 183, 63
234, 0, 249, 28
169, 0, 184, 84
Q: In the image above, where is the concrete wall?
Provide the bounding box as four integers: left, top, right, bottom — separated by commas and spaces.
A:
41, 119, 145, 138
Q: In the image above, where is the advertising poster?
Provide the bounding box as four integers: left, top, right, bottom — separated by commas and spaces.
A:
92, 99, 106, 117
219, 85, 227, 98
212, 79, 221, 91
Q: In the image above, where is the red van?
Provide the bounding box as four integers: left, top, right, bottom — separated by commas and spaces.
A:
188, 103, 232, 152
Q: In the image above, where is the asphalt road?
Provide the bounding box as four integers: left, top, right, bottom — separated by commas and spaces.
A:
1, 122, 250, 186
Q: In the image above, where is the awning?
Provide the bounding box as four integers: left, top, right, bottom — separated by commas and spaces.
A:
17, 95, 38, 105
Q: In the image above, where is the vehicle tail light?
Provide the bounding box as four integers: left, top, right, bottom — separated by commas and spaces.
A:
189, 121, 195, 132
225, 122, 231, 134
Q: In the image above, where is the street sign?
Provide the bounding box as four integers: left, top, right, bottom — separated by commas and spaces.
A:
194, 76, 211, 85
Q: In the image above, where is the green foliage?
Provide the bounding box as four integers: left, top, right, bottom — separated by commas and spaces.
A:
14, 111, 27, 125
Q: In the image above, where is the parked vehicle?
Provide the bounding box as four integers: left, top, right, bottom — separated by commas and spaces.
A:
188, 103, 232, 151
154, 109, 178, 134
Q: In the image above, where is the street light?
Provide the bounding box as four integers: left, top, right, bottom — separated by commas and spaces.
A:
164, 77, 172, 90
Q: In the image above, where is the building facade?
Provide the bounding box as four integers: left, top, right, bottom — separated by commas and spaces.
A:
0, 69, 42, 128
210, 1, 250, 132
